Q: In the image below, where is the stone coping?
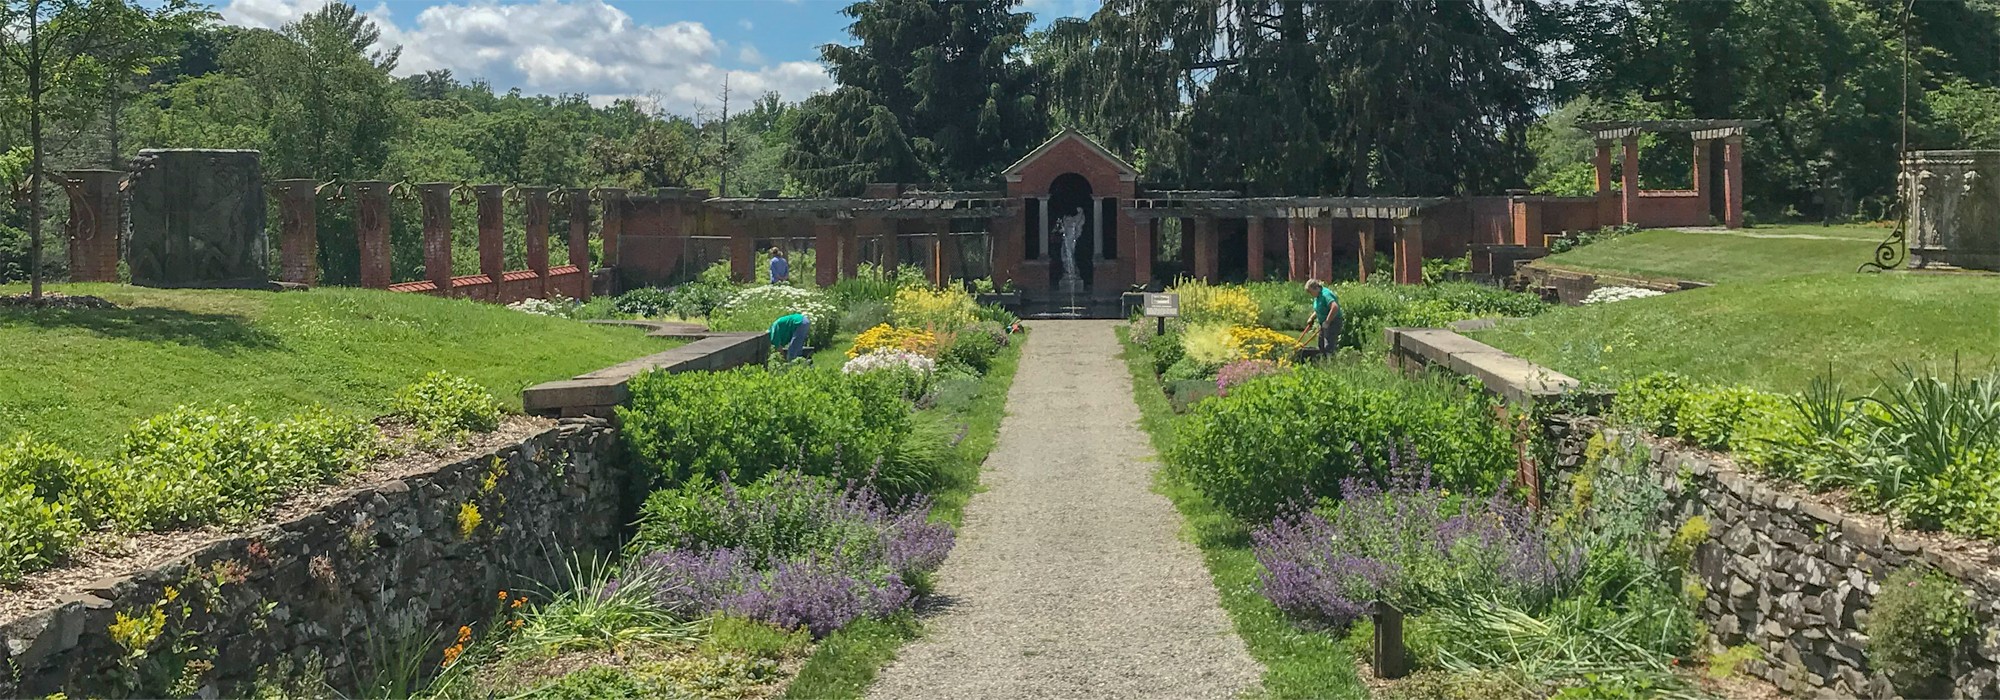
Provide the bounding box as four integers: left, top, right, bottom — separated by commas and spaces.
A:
1384, 326, 1600, 407
522, 329, 767, 418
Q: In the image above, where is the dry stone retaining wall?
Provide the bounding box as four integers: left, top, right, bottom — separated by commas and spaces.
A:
0, 417, 629, 698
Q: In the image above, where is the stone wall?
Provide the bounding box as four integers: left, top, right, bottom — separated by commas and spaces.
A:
1547, 419, 2000, 699
0, 418, 631, 698
1515, 262, 1705, 305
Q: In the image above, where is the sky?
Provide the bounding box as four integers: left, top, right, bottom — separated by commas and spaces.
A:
217, 0, 1100, 115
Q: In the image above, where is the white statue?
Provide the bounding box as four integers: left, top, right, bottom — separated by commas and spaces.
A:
1057, 212, 1086, 284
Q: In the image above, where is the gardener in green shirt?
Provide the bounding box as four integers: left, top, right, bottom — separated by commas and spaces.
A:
1302, 279, 1341, 355
769, 312, 810, 361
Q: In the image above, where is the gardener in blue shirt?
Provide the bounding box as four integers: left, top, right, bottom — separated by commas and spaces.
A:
768, 247, 790, 285
1302, 279, 1341, 355
769, 312, 810, 361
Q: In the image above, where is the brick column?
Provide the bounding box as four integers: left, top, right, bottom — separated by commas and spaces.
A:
838, 220, 859, 280
814, 217, 839, 287
1593, 140, 1614, 195
1692, 139, 1713, 219
1358, 219, 1381, 283
1620, 134, 1640, 225
1287, 217, 1307, 281
1131, 216, 1153, 289
275, 179, 318, 286
1245, 217, 1265, 281
522, 187, 553, 297
418, 183, 455, 292
1192, 216, 1218, 282
1311, 215, 1335, 282
565, 188, 592, 300
1394, 217, 1426, 285
1509, 196, 1541, 247
727, 215, 754, 283
352, 181, 391, 289
1723, 135, 1745, 228
473, 185, 505, 283
992, 205, 1019, 288
598, 188, 627, 269
60, 170, 123, 282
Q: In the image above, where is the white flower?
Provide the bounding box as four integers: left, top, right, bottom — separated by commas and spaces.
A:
1582, 286, 1666, 305
841, 349, 937, 376
507, 294, 580, 316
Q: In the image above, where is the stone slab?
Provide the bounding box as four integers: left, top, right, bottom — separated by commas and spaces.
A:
1386, 326, 1589, 406
523, 332, 766, 417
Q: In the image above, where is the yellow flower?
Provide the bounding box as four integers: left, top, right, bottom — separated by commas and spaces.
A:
848, 323, 940, 358
163, 586, 180, 602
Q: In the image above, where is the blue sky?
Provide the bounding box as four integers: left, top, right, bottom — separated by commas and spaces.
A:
219, 0, 1099, 115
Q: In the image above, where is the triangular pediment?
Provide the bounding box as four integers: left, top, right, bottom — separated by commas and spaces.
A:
1001, 127, 1140, 183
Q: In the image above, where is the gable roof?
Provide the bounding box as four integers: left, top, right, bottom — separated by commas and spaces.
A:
1001, 127, 1140, 183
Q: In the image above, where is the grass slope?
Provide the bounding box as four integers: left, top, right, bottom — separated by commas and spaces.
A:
1471, 273, 2000, 392
781, 330, 1027, 699
0, 283, 672, 456
1116, 327, 1367, 700
1533, 225, 1882, 284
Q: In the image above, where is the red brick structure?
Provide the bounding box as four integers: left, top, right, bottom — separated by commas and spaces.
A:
60, 170, 124, 283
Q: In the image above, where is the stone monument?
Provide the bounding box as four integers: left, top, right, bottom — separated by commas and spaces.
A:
125, 149, 270, 288
1056, 212, 1086, 294
1905, 150, 2000, 271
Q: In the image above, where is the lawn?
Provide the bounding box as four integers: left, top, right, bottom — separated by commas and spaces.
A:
1470, 273, 2000, 392
1531, 224, 1886, 284
0, 283, 674, 456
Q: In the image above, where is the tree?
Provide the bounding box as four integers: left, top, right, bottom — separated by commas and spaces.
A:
791, 0, 1044, 193
0, 0, 205, 298
1039, 0, 1541, 196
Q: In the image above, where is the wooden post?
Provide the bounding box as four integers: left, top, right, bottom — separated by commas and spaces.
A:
1723, 134, 1746, 229
1358, 220, 1380, 283
1372, 602, 1410, 679
1620, 134, 1640, 225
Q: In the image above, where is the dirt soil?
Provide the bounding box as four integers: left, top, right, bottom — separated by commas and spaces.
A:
867, 320, 1261, 700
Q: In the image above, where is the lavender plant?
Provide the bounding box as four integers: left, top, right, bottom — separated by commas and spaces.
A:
1251, 449, 1580, 631
624, 472, 953, 637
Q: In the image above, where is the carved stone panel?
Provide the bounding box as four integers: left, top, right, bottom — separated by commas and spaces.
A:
125, 149, 269, 287
1905, 150, 2000, 270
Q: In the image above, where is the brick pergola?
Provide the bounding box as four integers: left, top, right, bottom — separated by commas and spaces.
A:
1121, 195, 1451, 285
705, 188, 1018, 288
1580, 119, 1759, 229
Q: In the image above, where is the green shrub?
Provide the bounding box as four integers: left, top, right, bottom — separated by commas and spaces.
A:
1611, 373, 1698, 435
1678, 386, 1790, 452
391, 371, 503, 438
974, 303, 1019, 327
0, 435, 110, 526
613, 286, 675, 317
876, 412, 957, 498
1244, 281, 1312, 331
1868, 567, 1978, 697
536, 667, 649, 700
110, 405, 374, 529
939, 325, 1003, 374
929, 374, 984, 414
827, 269, 902, 309
841, 299, 891, 332
1167, 363, 1512, 521
1166, 379, 1218, 413
0, 484, 81, 583
619, 366, 911, 488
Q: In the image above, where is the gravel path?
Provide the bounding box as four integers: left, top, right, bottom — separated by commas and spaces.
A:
869, 320, 1260, 700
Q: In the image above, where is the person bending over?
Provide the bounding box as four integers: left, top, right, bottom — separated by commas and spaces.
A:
769, 312, 810, 361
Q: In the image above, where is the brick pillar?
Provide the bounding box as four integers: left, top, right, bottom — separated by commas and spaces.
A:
418, 183, 455, 292
1394, 217, 1426, 285
565, 188, 592, 300
841, 221, 861, 280
814, 218, 839, 287
473, 185, 505, 284
1287, 218, 1307, 281
1245, 217, 1265, 281
1192, 216, 1218, 282
1723, 135, 1745, 228
1509, 196, 1542, 247
352, 181, 392, 289
1311, 216, 1335, 282
60, 170, 123, 282
728, 215, 754, 283
992, 205, 1019, 288
1358, 219, 1380, 283
521, 186, 552, 298
1620, 135, 1640, 225
598, 188, 627, 269
1692, 138, 1713, 219
275, 179, 318, 286
1131, 217, 1154, 289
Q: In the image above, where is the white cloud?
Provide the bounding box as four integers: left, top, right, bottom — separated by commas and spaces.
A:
738, 18, 753, 31
219, 0, 832, 115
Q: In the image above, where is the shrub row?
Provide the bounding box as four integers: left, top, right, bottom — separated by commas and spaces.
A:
0, 372, 503, 583
1166, 362, 1513, 521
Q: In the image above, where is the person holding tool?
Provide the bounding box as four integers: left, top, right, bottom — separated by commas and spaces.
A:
1300, 279, 1341, 356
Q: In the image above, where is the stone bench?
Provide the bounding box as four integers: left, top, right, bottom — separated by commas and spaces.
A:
524, 330, 768, 418
1383, 326, 1605, 408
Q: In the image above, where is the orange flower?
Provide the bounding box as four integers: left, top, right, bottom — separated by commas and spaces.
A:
441, 643, 464, 668
508, 618, 524, 630
510, 598, 524, 609
497, 590, 508, 600
456, 625, 473, 643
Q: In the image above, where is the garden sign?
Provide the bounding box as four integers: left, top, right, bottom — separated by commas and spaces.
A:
1143, 293, 1179, 334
